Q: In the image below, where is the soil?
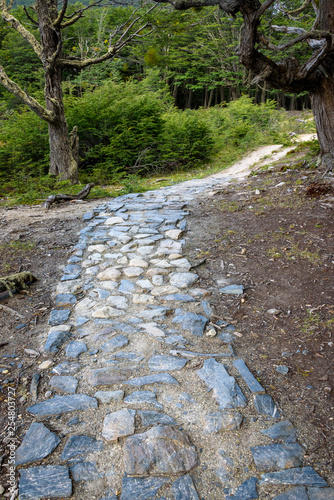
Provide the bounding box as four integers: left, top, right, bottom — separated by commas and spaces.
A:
0, 144, 333, 494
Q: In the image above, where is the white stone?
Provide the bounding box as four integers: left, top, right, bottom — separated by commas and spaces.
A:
56, 281, 82, 294
146, 268, 169, 277
129, 258, 148, 268
137, 246, 154, 256
117, 256, 128, 265
205, 328, 217, 337
151, 285, 180, 297
75, 297, 94, 312
94, 390, 124, 403
87, 244, 109, 253
152, 275, 164, 286
140, 323, 166, 338
136, 279, 153, 290
105, 216, 125, 225
98, 280, 118, 291
104, 252, 123, 260
170, 258, 191, 270
107, 295, 128, 309
150, 259, 172, 268
124, 267, 144, 278
92, 307, 125, 318
165, 229, 182, 240
133, 294, 155, 304
48, 324, 71, 334
121, 242, 138, 253
134, 233, 153, 239
97, 268, 122, 280
169, 272, 198, 289
102, 409, 135, 441
38, 360, 53, 370
168, 253, 183, 260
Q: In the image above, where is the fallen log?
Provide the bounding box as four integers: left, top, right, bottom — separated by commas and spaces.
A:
0, 271, 38, 296
43, 183, 94, 210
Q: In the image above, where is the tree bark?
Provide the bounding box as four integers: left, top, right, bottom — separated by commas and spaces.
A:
311, 73, 334, 170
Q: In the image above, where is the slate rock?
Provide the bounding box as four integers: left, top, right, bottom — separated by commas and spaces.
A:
123, 425, 198, 475
70, 461, 103, 482
261, 420, 297, 443
161, 293, 195, 302
60, 435, 104, 463
16, 423, 60, 466
120, 477, 168, 500
277, 365, 289, 375
172, 312, 208, 337
52, 362, 82, 376
197, 359, 247, 409
28, 394, 98, 416
87, 368, 131, 387
102, 409, 135, 441
308, 487, 334, 499
125, 373, 179, 387
272, 486, 309, 500
19, 465, 72, 499
30, 373, 40, 401
260, 467, 328, 487
254, 394, 279, 418
49, 309, 71, 326
44, 325, 72, 353
251, 443, 304, 470
94, 390, 124, 403
220, 285, 244, 295
233, 359, 265, 394
124, 391, 163, 409
65, 341, 87, 358
148, 355, 187, 371
204, 411, 243, 434
137, 410, 177, 427
225, 477, 258, 500
100, 335, 129, 352
172, 474, 199, 500
49, 375, 78, 394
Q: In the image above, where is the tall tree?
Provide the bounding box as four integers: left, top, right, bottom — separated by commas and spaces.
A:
0, 0, 153, 183
154, 0, 334, 169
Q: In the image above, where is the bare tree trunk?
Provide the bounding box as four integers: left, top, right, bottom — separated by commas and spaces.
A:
207, 88, 214, 107
311, 75, 334, 170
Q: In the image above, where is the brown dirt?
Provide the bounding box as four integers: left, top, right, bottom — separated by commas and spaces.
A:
0, 146, 333, 494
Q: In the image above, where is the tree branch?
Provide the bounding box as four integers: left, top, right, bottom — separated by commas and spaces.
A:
288, 0, 311, 16
23, 5, 39, 26
0, 4, 43, 61
256, 0, 276, 19
53, 0, 68, 28
262, 28, 331, 52
297, 35, 333, 79
60, 0, 104, 28
0, 64, 55, 123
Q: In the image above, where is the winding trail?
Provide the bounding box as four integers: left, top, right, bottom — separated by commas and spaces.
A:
16, 134, 334, 500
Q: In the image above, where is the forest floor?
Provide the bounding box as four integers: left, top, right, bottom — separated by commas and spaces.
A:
0, 138, 333, 496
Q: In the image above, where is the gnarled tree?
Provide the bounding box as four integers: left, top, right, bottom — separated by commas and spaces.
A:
0, 0, 153, 183
154, 0, 334, 170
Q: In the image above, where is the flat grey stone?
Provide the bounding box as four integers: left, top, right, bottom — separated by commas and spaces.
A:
94, 390, 124, 403
16, 423, 60, 466
148, 355, 187, 371
197, 359, 247, 409
76, 316, 90, 326
254, 395, 279, 418
261, 420, 297, 443
204, 411, 243, 434
56, 294, 77, 307
65, 341, 87, 358
123, 425, 198, 475
172, 474, 199, 500
124, 391, 163, 409
277, 365, 289, 375
308, 487, 334, 499
220, 285, 244, 295
225, 477, 258, 500
87, 367, 131, 387
64, 264, 81, 275
83, 211, 94, 221
52, 362, 82, 376
233, 359, 265, 394
272, 486, 309, 500
19, 465, 72, 499
169, 272, 198, 289
70, 461, 103, 482
137, 410, 177, 427
172, 312, 208, 337
61, 273, 80, 281
28, 394, 98, 416
101, 335, 129, 352
102, 409, 135, 441
251, 443, 304, 470
161, 293, 195, 302
49, 375, 78, 394
44, 326, 72, 353
60, 435, 103, 462
120, 477, 168, 500
138, 307, 170, 320
125, 373, 179, 387
260, 467, 328, 487
30, 373, 40, 401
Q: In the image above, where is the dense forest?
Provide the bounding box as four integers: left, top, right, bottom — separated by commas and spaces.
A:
0, 1, 316, 200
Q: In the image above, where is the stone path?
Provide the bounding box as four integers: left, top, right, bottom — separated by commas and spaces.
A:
17, 152, 333, 499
